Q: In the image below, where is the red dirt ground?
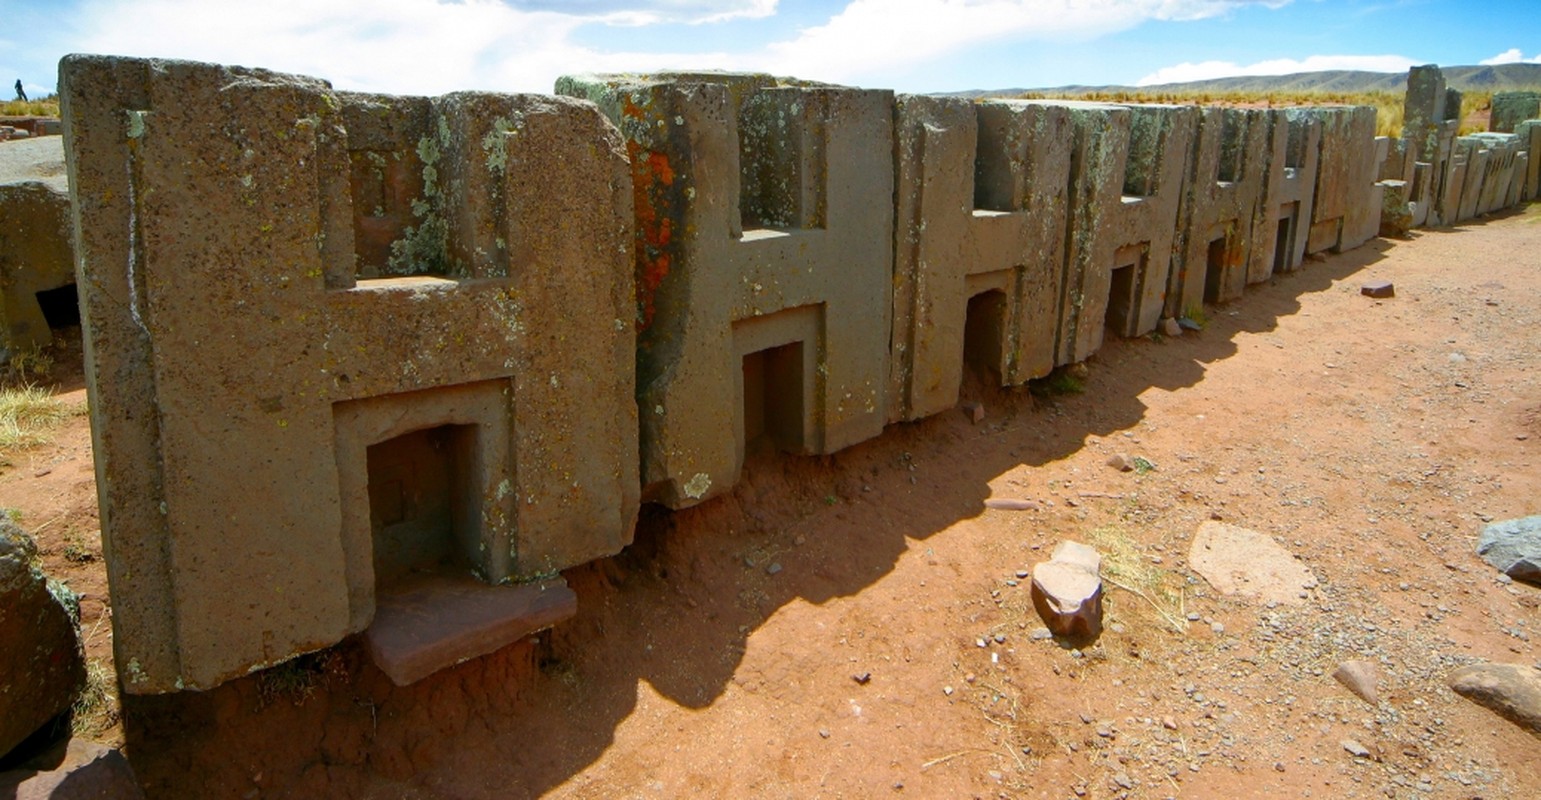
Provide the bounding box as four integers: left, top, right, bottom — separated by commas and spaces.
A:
3, 205, 1539, 799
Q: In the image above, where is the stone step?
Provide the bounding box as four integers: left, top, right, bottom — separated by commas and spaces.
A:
364, 573, 576, 686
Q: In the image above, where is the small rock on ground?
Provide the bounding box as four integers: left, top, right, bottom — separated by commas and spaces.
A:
1332, 659, 1380, 706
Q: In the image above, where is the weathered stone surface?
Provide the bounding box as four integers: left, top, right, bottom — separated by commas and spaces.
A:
1477, 515, 1541, 585
1377, 179, 1412, 237
1160, 317, 1182, 336
64, 55, 638, 693
1068, 103, 1195, 347
886, 96, 1070, 422
1333, 659, 1380, 706
0, 513, 85, 758
0, 739, 145, 799
0, 136, 75, 358
1031, 541, 1103, 638
558, 73, 892, 508
1489, 91, 1541, 134
1449, 662, 1541, 738
364, 573, 576, 686
1361, 280, 1395, 298
1189, 521, 1317, 605
1295, 106, 1379, 255
1170, 107, 1273, 312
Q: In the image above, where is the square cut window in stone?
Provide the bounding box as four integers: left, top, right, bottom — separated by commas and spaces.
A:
738, 92, 827, 231
974, 122, 1019, 213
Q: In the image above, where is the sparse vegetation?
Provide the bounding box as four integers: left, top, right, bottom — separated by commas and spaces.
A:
71, 658, 121, 738
257, 649, 347, 709
0, 384, 70, 451
1032, 367, 1085, 397
1012, 87, 1500, 138
7, 343, 55, 382
1, 96, 60, 117
1088, 525, 1187, 634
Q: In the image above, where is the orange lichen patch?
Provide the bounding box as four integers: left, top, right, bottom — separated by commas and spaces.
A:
628, 143, 682, 331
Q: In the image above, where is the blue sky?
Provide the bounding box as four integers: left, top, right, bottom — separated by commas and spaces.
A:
4, 0, 1540, 99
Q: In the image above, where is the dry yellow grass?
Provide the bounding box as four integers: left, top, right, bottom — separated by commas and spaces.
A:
1013, 88, 1498, 138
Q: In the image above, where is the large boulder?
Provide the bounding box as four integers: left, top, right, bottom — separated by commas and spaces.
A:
0, 512, 85, 759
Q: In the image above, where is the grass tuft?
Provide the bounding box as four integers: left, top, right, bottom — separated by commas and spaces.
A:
0, 385, 69, 451
1088, 525, 1187, 633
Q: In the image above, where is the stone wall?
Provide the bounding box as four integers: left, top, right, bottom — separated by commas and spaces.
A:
57, 56, 1534, 694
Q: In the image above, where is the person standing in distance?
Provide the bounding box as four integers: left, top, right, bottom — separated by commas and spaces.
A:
13, 80, 25, 102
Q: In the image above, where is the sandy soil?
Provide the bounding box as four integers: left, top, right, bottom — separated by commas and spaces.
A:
3, 205, 1539, 799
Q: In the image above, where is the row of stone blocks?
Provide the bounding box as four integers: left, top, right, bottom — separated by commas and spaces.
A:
59, 55, 1391, 694
1377, 65, 1540, 234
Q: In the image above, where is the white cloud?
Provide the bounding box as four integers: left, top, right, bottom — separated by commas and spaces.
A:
65, 0, 1297, 95
752, 0, 1291, 83
1136, 54, 1419, 86
1480, 48, 1541, 66
68, 0, 744, 95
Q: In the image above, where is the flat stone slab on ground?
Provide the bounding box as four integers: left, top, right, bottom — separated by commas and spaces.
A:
0, 739, 145, 799
1448, 662, 1541, 739
364, 573, 577, 687
1188, 521, 1318, 605
1476, 515, 1541, 585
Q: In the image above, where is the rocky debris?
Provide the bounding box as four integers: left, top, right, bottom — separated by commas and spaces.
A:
960, 401, 985, 424
1332, 659, 1380, 706
1030, 541, 1103, 639
1341, 738, 1372, 758
1361, 279, 1395, 298
0, 739, 146, 799
0, 512, 85, 759
1188, 522, 1318, 605
1160, 317, 1182, 337
1476, 516, 1541, 585
1448, 662, 1541, 738
1106, 453, 1133, 472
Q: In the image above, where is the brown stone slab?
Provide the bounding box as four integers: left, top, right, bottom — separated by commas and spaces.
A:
364, 573, 576, 686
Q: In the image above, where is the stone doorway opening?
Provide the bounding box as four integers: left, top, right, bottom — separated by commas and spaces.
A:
742, 341, 806, 455
366, 423, 479, 590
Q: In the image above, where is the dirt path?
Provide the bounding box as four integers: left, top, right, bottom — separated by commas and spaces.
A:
4, 206, 1539, 799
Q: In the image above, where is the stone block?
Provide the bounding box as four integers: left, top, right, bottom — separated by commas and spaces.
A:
1046, 102, 1194, 361
1361, 279, 1394, 298
0, 513, 84, 758
1296, 106, 1379, 253
1518, 121, 1541, 201
1030, 540, 1103, 639
62, 55, 638, 693
1259, 112, 1320, 275
1377, 180, 1412, 237
887, 96, 1070, 422
558, 73, 893, 508
1490, 91, 1541, 134
1170, 107, 1271, 314
1449, 662, 1541, 738
0, 739, 145, 800
0, 137, 75, 359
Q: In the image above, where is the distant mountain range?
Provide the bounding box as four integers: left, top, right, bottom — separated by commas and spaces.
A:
946, 63, 1541, 99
